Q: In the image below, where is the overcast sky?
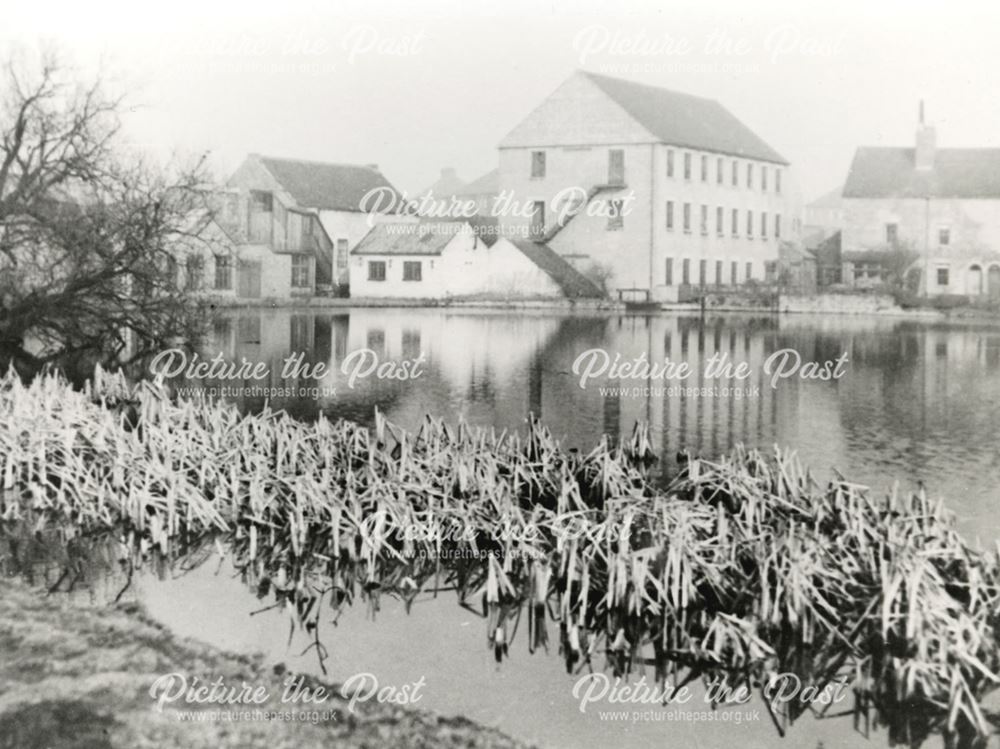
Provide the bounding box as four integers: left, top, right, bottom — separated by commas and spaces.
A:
5, 0, 999, 202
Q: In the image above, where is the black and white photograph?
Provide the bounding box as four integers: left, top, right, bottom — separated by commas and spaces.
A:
3, 1, 1000, 747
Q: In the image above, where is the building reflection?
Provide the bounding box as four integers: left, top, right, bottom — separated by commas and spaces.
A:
186, 308, 1000, 541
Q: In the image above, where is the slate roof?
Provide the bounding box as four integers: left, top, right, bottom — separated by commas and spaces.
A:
258, 156, 403, 213
843, 147, 1000, 199
351, 222, 457, 256
509, 240, 604, 298
581, 72, 788, 165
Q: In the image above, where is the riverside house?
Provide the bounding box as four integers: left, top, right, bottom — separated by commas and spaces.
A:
227, 154, 406, 292
349, 217, 602, 300
842, 104, 1000, 297
174, 189, 334, 300
496, 71, 800, 301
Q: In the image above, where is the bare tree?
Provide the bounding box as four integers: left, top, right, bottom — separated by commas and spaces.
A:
0, 49, 215, 379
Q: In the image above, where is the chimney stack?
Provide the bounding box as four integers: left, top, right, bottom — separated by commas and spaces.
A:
915, 100, 936, 171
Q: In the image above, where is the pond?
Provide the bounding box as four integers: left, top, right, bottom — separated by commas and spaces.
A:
179, 308, 1000, 542
11, 307, 1000, 749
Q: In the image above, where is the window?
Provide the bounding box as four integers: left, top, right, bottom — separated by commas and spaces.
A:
607, 199, 625, 230
886, 223, 898, 245
747, 211, 754, 238
214, 255, 232, 290
237, 316, 261, 345
368, 260, 386, 281
762, 166, 768, 192
336, 238, 349, 274
716, 157, 724, 184
665, 200, 674, 230
248, 190, 274, 244
683, 152, 692, 180
402, 329, 421, 359
731, 261, 738, 285
731, 160, 738, 186
665, 257, 674, 286
715, 260, 723, 286
761, 212, 768, 239
936, 267, 950, 286
746, 163, 754, 189
939, 227, 951, 246
716, 206, 724, 236
185, 255, 204, 291
700, 154, 708, 182
745, 262, 753, 282
682, 258, 690, 284
250, 190, 273, 213
530, 201, 545, 237
775, 214, 782, 239
366, 328, 385, 358
699, 259, 707, 287
666, 149, 675, 178
775, 169, 782, 194
291, 254, 311, 288
683, 203, 691, 233
530, 151, 546, 178
731, 208, 739, 237
403, 261, 422, 281
608, 149, 625, 185
700, 205, 708, 235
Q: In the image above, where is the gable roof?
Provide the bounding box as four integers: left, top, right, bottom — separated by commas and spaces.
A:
580, 72, 788, 165
843, 147, 1000, 199
509, 240, 604, 298
453, 168, 498, 196
351, 222, 461, 256
807, 186, 844, 208
257, 156, 403, 213
419, 168, 467, 198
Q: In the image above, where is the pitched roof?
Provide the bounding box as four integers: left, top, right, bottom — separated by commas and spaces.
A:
258, 156, 403, 213
419, 168, 467, 198
843, 147, 1000, 199
351, 221, 461, 256
452, 168, 498, 196
509, 240, 604, 298
581, 72, 788, 164
807, 186, 844, 208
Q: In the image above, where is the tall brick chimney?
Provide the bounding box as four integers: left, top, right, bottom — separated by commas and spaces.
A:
915, 100, 936, 171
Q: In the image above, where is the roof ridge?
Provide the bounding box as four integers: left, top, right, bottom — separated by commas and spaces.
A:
580, 70, 717, 105
259, 155, 382, 172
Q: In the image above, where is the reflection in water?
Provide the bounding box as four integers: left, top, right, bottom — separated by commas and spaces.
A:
180, 309, 1000, 542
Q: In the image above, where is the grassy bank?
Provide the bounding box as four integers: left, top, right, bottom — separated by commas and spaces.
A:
2, 368, 999, 747
0, 575, 531, 749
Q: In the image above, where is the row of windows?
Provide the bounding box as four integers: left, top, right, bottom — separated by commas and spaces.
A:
180, 254, 312, 291
367, 260, 424, 282
666, 150, 782, 193
665, 202, 781, 240
528, 148, 782, 195
664, 258, 762, 287
885, 222, 952, 247
531, 148, 627, 186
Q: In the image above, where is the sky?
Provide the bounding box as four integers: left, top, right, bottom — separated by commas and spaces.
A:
4, 0, 999, 203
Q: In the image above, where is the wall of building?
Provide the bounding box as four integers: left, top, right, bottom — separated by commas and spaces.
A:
496, 73, 799, 297
350, 229, 563, 299
841, 196, 1000, 295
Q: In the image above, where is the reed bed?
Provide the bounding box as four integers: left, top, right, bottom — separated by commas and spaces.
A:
1, 367, 999, 748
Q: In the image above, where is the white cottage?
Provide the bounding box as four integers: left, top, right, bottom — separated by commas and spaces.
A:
349, 218, 602, 300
